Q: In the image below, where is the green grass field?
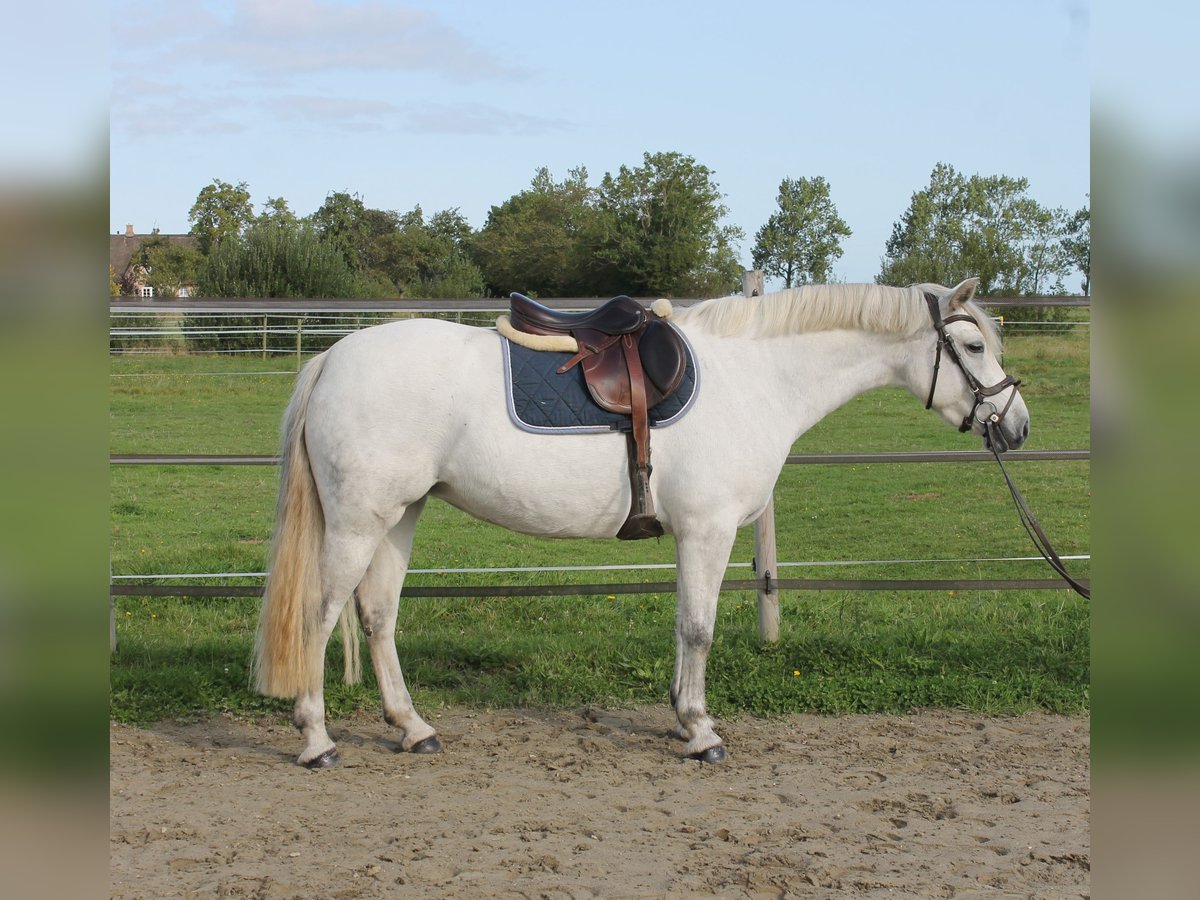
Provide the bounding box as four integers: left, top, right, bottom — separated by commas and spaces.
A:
110, 324, 1090, 724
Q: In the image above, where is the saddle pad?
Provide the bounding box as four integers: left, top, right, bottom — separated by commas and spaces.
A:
501, 329, 699, 434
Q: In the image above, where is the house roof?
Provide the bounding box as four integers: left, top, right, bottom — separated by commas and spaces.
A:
110, 231, 199, 274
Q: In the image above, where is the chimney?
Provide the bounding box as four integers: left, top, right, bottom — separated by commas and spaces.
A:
125, 224, 135, 236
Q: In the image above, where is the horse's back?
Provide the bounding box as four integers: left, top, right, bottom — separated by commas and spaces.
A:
300, 320, 502, 511
317, 317, 501, 406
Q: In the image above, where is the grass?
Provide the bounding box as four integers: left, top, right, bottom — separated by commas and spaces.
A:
110, 325, 1090, 724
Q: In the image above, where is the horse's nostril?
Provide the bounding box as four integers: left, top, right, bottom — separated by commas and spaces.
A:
1022, 421, 1030, 440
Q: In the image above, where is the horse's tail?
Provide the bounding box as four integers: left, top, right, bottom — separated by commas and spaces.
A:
252, 351, 361, 698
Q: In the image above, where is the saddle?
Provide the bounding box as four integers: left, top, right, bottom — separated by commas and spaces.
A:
508, 293, 688, 540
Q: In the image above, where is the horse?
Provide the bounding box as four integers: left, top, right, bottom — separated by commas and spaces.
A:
252, 277, 1029, 767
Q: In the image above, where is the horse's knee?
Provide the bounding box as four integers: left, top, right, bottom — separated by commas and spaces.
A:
677, 616, 715, 653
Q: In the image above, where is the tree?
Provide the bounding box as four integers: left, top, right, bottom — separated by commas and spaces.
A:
1023, 205, 1072, 296
137, 234, 203, 298
877, 162, 1075, 298
188, 179, 254, 255
257, 196, 299, 228
752, 177, 851, 287
190, 221, 374, 350
309, 191, 372, 271
585, 151, 744, 298
1062, 200, 1091, 295
366, 205, 486, 297
197, 221, 364, 299
473, 166, 597, 296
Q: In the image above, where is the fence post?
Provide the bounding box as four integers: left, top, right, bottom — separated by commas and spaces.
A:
743, 270, 780, 642
262, 315, 268, 359
295, 317, 302, 369
110, 560, 117, 654
753, 499, 780, 642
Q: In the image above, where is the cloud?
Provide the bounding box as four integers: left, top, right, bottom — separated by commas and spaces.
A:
110, 77, 249, 137
113, 81, 569, 139
405, 102, 572, 136
110, 3, 567, 140
115, 0, 524, 82
265, 94, 403, 132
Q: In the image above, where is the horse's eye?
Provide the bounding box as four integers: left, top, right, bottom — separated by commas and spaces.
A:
966, 342, 985, 354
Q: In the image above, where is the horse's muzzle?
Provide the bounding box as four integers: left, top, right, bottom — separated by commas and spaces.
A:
984, 416, 1029, 453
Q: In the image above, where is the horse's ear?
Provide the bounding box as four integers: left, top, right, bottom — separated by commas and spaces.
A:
947, 277, 980, 309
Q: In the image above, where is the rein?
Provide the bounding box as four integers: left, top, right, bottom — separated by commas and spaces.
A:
984, 422, 1091, 599
923, 292, 1090, 600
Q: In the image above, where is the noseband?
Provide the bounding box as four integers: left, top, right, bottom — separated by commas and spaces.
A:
923, 292, 1020, 435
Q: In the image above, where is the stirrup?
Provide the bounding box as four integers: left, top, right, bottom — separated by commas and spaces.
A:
617, 452, 663, 541
617, 512, 664, 541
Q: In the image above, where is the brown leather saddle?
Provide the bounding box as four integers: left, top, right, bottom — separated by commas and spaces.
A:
509, 293, 688, 539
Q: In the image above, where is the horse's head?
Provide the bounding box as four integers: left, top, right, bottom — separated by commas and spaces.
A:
915, 278, 1030, 452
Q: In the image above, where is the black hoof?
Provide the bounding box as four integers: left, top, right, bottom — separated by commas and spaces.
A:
302, 747, 340, 769
689, 744, 727, 764
408, 735, 442, 754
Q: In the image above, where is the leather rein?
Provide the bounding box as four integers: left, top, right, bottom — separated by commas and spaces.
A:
922, 292, 1090, 600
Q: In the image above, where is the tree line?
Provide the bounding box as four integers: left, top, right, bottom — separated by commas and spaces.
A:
120, 153, 1090, 306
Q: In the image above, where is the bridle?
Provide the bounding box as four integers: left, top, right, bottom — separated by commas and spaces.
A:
923, 292, 1021, 439
922, 291, 1090, 600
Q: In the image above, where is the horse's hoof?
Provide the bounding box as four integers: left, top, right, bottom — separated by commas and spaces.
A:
689, 744, 727, 764
302, 747, 340, 769
408, 735, 442, 754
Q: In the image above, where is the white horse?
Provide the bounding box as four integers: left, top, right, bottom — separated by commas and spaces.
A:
252, 277, 1029, 767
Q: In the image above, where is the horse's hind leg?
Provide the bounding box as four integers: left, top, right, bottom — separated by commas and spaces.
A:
293, 525, 386, 768
355, 498, 440, 753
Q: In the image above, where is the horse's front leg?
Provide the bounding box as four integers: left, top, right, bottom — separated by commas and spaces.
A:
671, 523, 737, 762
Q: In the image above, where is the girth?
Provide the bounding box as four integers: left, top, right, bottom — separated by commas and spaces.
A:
507, 293, 688, 540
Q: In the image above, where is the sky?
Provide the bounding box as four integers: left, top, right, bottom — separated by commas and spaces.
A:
109, 0, 1091, 286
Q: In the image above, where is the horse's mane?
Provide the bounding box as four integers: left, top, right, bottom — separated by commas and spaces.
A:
673, 282, 1002, 355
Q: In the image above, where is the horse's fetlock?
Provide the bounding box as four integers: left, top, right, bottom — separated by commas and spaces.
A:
675, 698, 708, 724
383, 709, 405, 728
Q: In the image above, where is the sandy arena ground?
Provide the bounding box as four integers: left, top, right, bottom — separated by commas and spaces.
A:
111, 707, 1089, 898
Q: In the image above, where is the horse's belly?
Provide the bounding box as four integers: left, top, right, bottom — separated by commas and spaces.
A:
431, 433, 633, 539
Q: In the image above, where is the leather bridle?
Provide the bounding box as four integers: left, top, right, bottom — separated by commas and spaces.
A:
922, 291, 1089, 600
923, 292, 1021, 440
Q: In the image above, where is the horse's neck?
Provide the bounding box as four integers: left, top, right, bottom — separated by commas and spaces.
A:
744, 328, 919, 442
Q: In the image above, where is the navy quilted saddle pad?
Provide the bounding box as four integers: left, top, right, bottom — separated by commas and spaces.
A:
501, 329, 699, 434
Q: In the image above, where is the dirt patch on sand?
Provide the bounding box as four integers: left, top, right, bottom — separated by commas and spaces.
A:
111, 708, 1088, 897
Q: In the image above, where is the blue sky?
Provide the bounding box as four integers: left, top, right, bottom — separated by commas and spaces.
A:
110, 0, 1090, 286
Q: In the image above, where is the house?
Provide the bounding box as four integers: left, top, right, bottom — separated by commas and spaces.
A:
110, 224, 199, 297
